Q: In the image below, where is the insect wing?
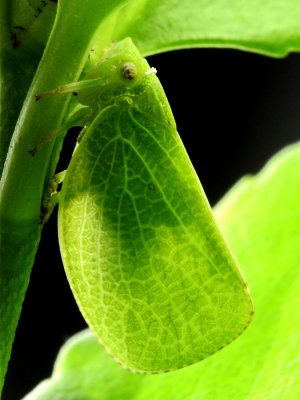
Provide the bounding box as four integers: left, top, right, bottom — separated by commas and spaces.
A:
58, 72, 253, 373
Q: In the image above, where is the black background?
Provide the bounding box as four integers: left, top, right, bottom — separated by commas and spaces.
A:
3, 47, 300, 400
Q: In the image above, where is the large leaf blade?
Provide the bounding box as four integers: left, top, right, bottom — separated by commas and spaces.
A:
105, 0, 300, 56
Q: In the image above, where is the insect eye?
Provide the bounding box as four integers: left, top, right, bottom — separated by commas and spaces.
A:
121, 62, 137, 80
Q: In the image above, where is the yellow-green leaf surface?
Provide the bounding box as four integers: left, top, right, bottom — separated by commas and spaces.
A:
98, 0, 300, 57
24, 142, 300, 399
58, 39, 252, 373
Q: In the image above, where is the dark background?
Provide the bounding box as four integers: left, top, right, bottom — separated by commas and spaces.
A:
3, 47, 300, 400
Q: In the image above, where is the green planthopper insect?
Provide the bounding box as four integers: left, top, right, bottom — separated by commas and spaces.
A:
38, 37, 253, 373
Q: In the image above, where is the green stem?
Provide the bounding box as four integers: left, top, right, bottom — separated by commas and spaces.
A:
0, 0, 126, 393
0, 0, 57, 176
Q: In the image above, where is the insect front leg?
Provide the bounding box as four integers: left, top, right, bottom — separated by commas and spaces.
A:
35, 77, 105, 100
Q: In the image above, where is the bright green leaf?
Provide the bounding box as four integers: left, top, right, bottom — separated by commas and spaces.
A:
97, 0, 300, 57
23, 142, 300, 399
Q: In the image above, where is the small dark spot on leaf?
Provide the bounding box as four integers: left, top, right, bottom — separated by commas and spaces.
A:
28, 149, 36, 156
13, 26, 26, 32
148, 182, 156, 191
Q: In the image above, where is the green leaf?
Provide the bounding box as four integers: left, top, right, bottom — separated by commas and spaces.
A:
109, 0, 300, 56
23, 142, 300, 399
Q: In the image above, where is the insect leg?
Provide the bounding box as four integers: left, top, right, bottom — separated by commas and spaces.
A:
29, 105, 92, 155
35, 77, 106, 100
41, 171, 66, 224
